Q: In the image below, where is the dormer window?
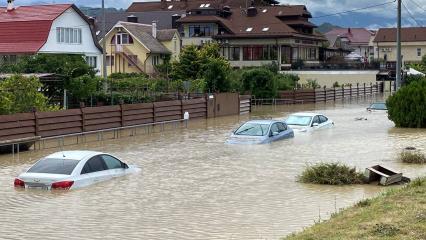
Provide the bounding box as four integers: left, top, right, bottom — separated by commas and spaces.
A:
168, 5, 173, 9
262, 27, 269, 32
200, 4, 205, 8
205, 3, 210, 7
262, 9, 267, 13
246, 27, 253, 32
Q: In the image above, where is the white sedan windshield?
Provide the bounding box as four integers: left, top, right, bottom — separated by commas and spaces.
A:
286, 115, 312, 126
235, 123, 270, 136
27, 158, 80, 175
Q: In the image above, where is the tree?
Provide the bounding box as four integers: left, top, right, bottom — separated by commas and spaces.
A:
171, 45, 201, 81
67, 74, 101, 101
387, 79, 426, 128
203, 57, 231, 93
0, 75, 52, 114
242, 68, 277, 98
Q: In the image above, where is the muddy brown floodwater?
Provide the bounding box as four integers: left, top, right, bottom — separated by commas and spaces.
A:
1, 96, 426, 240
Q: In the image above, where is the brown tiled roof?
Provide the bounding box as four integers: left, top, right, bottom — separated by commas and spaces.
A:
325, 28, 374, 45
374, 27, 426, 42
118, 22, 172, 54
178, 6, 323, 40
127, 0, 270, 12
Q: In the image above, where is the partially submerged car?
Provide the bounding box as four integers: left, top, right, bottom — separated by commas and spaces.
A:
226, 120, 294, 144
367, 102, 387, 112
285, 112, 334, 132
14, 151, 137, 190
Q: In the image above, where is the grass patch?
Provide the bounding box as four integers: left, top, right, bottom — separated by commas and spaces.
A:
283, 177, 426, 240
298, 162, 365, 185
398, 150, 426, 164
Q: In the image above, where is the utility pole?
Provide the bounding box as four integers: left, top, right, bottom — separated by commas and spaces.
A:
102, 0, 108, 93
396, 0, 402, 90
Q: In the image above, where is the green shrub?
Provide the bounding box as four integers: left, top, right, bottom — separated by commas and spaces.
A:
276, 74, 298, 91
242, 68, 277, 98
298, 162, 365, 185
398, 150, 426, 164
387, 80, 426, 128
67, 74, 102, 101
333, 81, 340, 88
203, 57, 231, 93
0, 75, 55, 114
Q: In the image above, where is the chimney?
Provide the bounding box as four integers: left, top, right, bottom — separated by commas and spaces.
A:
88, 17, 95, 27
152, 21, 157, 39
348, 28, 351, 34
172, 14, 181, 29
7, 0, 14, 11
127, 15, 138, 23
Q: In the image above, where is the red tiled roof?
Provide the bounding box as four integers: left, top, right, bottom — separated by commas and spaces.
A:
0, 4, 103, 54
325, 28, 374, 45
374, 27, 426, 42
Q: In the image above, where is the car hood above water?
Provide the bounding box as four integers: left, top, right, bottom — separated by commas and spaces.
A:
226, 135, 266, 144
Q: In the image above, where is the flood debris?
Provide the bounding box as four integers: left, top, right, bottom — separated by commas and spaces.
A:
354, 117, 368, 121
364, 165, 409, 186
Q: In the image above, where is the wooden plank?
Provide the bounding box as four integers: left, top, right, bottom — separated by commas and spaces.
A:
37, 115, 82, 125
0, 120, 35, 129
82, 105, 121, 114
182, 103, 207, 110
122, 103, 153, 111
0, 133, 36, 141
38, 121, 82, 131
123, 118, 154, 126
36, 109, 81, 118
84, 111, 121, 120
155, 105, 182, 112
123, 108, 153, 116
155, 110, 182, 118
39, 127, 82, 137
85, 117, 122, 126
0, 113, 34, 122
182, 98, 206, 105
153, 100, 181, 108
155, 115, 181, 122
123, 113, 154, 121
85, 122, 122, 131
0, 126, 35, 137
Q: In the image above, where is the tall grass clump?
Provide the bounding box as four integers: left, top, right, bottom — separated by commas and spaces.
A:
298, 162, 365, 185
398, 150, 426, 164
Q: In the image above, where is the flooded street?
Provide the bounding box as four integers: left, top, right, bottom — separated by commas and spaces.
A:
1, 96, 426, 240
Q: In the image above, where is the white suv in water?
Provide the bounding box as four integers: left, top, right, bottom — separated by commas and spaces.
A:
14, 151, 137, 190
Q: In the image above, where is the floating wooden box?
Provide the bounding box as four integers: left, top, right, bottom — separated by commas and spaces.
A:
364, 165, 403, 186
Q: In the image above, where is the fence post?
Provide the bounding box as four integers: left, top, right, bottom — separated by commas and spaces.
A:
357, 83, 359, 96
33, 108, 39, 136
181, 99, 185, 119
323, 86, 327, 102
370, 83, 373, 95
80, 102, 86, 132
120, 101, 124, 127
342, 85, 345, 99
363, 83, 366, 96
333, 86, 336, 101
153, 103, 156, 123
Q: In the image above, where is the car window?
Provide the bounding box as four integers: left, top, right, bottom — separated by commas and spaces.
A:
81, 155, 106, 174
319, 115, 328, 123
270, 123, 279, 134
277, 122, 287, 132
312, 116, 320, 125
102, 155, 123, 169
286, 115, 312, 126
235, 123, 270, 136
27, 158, 80, 175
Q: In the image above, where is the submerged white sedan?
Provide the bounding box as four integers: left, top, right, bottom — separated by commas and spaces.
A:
14, 151, 137, 190
285, 112, 334, 132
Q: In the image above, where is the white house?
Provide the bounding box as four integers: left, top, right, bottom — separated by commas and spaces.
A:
0, 2, 102, 73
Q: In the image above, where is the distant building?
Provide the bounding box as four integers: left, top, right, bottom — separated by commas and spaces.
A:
373, 27, 426, 63
0, 2, 102, 73
103, 21, 181, 75
325, 28, 375, 62
127, 0, 327, 69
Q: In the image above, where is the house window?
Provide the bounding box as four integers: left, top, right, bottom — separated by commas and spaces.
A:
230, 47, 240, 61
188, 25, 213, 37
106, 56, 114, 66
56, 27, 82, 44
128, 55, 138, 67
85, 56, 97, 68
112, 33, 133, 45
417, 48, 422, 57
152, 55, 160, 66
243, 45, 278, 61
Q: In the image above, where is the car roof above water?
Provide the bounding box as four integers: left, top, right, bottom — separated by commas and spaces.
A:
45, 151, 103, 161
289, 112, 322, 117
246, 119, 282, 124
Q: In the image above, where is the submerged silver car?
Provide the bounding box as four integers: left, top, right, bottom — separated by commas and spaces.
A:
226, 120, 294, 144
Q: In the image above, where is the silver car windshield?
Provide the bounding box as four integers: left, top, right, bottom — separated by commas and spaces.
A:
286, 115, 312, 126
27, 158, 80, 175
235, 123, 270, 136
369, 103, 387, 110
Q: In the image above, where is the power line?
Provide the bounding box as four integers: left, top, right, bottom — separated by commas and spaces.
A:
407, 0, 426, 12
312, 0, 397, 18
402, 0, 423, 26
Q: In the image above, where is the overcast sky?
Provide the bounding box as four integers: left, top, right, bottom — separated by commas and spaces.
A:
3, 0, 426, 28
